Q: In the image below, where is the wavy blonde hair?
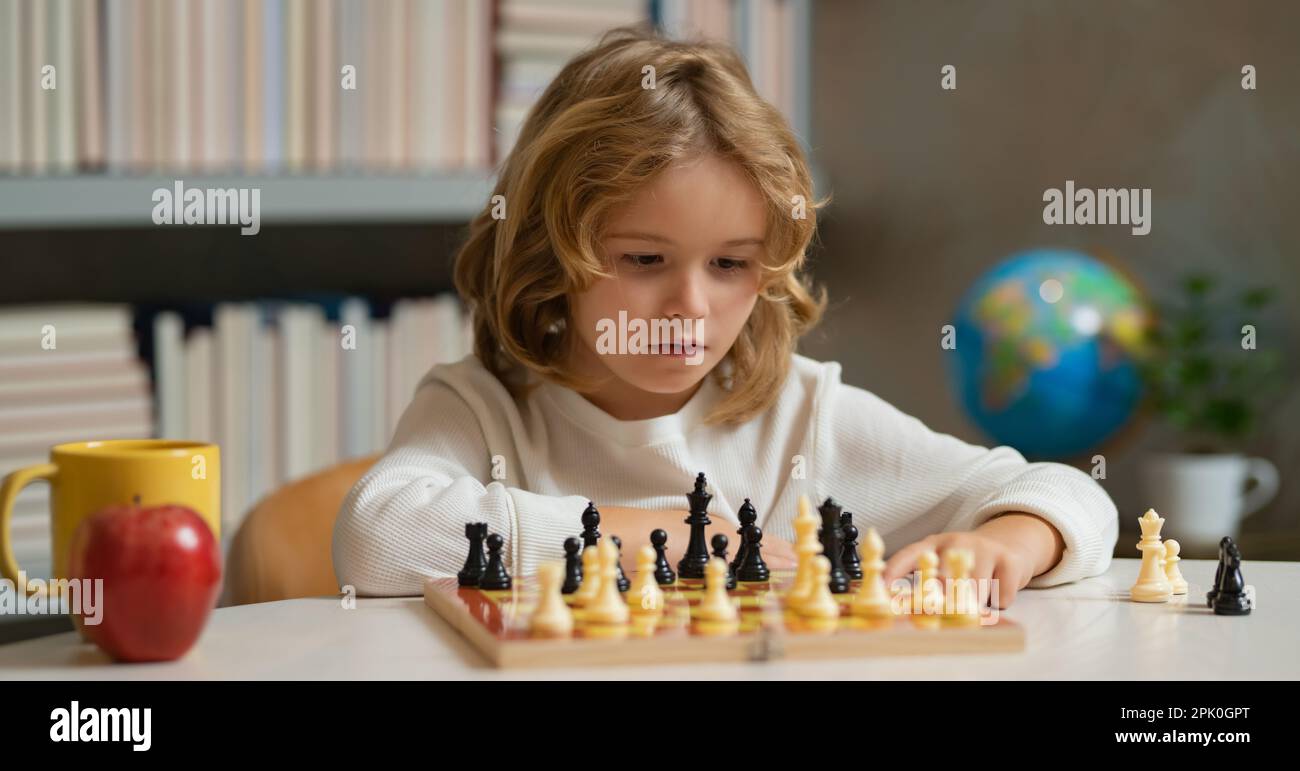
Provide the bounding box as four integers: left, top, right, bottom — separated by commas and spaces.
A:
454, 26, 827, 425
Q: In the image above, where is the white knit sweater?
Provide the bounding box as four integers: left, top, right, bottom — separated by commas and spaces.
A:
332, 354, 1118, 596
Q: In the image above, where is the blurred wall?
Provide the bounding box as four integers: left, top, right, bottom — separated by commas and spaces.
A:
804, 1, 1300, 552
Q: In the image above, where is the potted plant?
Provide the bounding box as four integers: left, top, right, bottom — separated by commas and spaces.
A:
1138, 274, 1283, 553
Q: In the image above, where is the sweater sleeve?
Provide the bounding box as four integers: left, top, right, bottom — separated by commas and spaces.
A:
331, 377, 589, 597
813, 364, 1118, 588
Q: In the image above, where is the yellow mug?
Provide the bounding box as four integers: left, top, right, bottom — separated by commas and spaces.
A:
0, 439, 221, 596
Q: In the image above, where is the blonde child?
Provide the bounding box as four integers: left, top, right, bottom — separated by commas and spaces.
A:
333, 28, 1118, 608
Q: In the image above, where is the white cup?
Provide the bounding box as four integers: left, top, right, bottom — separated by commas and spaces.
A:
1140, 453, 1279, 552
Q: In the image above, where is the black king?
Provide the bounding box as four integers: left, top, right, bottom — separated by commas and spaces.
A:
677, 472, 713, 579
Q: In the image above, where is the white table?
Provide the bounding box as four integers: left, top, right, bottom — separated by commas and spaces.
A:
0, 558, 1293, 680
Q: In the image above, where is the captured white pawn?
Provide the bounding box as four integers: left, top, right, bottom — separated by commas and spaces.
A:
1164, 539, 1188, 595
585, 539, 629, 625
529, 561, 574, 638
851, 527, 892, 619
628, 544, 665, 617
694, 557, 739, 625
572, 545, 601, 606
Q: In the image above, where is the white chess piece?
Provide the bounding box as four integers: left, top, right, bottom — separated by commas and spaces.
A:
628, 544, 664, 617
529, 561, 574, 638
1164, 539, 1188, 595
941, 548, 980, 626
785, 496, 822, 612
694, 557, 739, 624
851, 527, 892, 619
572, 545, 601, 606
585, 540, 629, 624
1131, 509, 1172, 603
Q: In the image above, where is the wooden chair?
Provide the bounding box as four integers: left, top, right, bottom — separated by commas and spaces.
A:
224, 454, 379, 606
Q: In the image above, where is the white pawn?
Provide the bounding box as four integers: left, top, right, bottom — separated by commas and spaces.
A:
912, 549, 942, 628
694, 557, 739, 624
941, 548, 980, 627
572, 545, 601, 606
800, 556, 840, 632
851, 527, 892, 619
628, 544, 665, 617
529, 561, 574, 638
1164, 539, 1188, 595
586, 539, 629, 625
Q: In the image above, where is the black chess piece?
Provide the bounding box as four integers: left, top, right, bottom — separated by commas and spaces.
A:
580, 502, 601, 548
650, 528, 676, 585
457, 522, 488, 586
1207, 536, 1232, 608
841, 512, 863, 580
1212, 540, 1251, 616
732, 498, 758, 572
610, 535, 631, 592
676, 472, 713, 579
479, 533, 512, 590
710, 533, 737, 590
561, 536, 583, 594
736, 525, 770, 583
817, 497, 850, 593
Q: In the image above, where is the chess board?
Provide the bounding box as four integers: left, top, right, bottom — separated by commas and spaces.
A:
423, 570, 1026, 668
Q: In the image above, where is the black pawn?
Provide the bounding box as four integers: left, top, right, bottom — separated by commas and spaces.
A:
731, 498, 758, 573
457, 522, 488, 586
650, 529, 675, 585
710, 533, 736, 590
1212, 540, 1251, 616
1207, 536, 1232, 608
611, 535, 631, 592
580, 502, 601, 548
478, 533, 512, 590
561, 536, 583, 594
841, 513, 863, 580
736, 526, 770, 583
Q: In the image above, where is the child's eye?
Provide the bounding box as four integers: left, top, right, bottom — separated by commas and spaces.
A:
621, 254, 663, 269
713, 257, 749, 273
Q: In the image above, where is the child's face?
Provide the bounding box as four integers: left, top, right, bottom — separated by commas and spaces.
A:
569, 153, 765, 401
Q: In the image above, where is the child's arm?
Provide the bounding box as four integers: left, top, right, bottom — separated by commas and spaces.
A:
331, 379, 592, 596
810, 363, 1119, 602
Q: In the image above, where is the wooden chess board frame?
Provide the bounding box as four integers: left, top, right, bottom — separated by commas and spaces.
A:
424, 570, 1026, 668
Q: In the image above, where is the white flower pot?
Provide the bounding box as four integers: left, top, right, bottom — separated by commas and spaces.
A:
1140, 453, 1280, 552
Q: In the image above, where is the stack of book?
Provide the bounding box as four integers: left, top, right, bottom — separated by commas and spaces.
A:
0, 305, 154, 578
494, 0, 649, 160
0, 0, 495, 176
151, 295, 473, 534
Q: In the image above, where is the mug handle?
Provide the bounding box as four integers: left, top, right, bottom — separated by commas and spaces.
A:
0, 463, 58, 595
1241, 457, 1280, 518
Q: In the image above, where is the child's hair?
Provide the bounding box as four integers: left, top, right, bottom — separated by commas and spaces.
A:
454, 25, 827, 425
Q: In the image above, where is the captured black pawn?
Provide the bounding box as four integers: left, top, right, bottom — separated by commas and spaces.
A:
710, 533, 737, 590
581, 502, 601, 548
561, 536, 583, 594
841, 512, 863, 580
610, 535, 631, 592
732, 498, 758, 572
478, 533, 512, 590
1212, 540, 1251, 616
457, 522, 488, 586
1207, 536, 1231, 608
650, 528, 676, 585
736, 525, 770, 583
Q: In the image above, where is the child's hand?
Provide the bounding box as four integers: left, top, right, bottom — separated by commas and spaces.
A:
752, 533, 797, 571
881, 531, 1038, 609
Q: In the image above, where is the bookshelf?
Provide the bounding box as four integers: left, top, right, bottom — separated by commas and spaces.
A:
0, 171, 497, 229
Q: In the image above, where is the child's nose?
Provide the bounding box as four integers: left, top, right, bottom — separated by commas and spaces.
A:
662, 269, 709, 320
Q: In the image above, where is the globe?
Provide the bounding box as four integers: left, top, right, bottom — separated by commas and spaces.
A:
950, 249, 1150, 460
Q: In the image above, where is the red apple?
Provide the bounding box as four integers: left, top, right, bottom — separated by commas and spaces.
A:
67, 502, 222, 663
